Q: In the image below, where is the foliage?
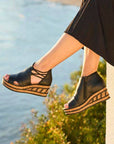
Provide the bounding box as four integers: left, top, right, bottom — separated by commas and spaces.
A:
13, 60, 106, 144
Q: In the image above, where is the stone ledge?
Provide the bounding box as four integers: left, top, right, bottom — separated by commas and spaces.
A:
106, 63, 114, 144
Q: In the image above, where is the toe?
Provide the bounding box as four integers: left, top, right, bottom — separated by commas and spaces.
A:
4, 75, 19, 85
64, 104, 69, 109
13, 81, 19, 85
4, 74, 10, 81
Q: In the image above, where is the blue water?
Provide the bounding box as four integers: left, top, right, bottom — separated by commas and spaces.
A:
0, 0, 82, 143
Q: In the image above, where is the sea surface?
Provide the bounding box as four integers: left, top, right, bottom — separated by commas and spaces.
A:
0, 0, 82, 143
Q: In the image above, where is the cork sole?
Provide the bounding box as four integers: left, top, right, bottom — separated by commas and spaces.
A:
2, 78, 50, 97
64, 87, 110, 115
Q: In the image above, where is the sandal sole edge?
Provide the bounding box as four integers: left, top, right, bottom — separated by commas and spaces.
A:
64, 87, 110, 115
2, 78, 50, 97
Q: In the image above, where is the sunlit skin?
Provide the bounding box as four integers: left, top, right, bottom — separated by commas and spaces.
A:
4, 33, 100, 109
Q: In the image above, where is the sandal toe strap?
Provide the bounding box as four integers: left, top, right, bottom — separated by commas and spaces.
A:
8, 67, 32, 86
8, 74, 18, 85
68, 97, 77, 109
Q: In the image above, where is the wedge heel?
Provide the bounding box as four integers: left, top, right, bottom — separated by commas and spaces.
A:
2, 63, 52, 97
64, 87, 110, 115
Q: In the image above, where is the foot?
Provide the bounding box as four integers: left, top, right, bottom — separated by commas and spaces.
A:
3, 63, 48, 86
64, 103, 69, 109
3, 63, 52, 97
64, 72, 106, 110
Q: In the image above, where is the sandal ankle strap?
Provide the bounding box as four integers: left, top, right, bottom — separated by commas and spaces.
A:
31, 63, 49, 79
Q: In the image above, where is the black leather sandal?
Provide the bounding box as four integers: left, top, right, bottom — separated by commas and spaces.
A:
64, 72, 110, 115
2, 63, 52, 97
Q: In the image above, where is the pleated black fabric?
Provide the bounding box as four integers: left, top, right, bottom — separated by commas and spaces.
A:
65, 0, 114, 66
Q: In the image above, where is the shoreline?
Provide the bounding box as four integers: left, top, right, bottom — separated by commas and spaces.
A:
47, 0, 81, 6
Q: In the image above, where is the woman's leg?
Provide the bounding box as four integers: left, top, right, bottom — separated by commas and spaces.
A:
34, 33, 83, 71
4, 33, 84, 84
81, 47, 100, 76
64, 47, 100, 108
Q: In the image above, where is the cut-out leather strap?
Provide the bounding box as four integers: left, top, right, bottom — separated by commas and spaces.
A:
31, 64, 48, 79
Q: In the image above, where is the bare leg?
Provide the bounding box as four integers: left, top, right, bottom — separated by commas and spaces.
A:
4, 33, 84, 84
81, 47, 100, 76
34, 33, 83, 71
64, 47, 100, 108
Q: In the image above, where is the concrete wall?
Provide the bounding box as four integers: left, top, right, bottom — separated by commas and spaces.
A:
106, 63, 114, 144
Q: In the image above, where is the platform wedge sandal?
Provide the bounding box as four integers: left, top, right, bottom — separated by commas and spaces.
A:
64, 72, 110, 115
2, 63, 52, 97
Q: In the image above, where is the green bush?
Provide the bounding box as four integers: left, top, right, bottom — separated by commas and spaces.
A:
13, 60, 106, 144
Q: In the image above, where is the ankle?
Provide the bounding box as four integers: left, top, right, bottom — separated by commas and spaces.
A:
81, 70, 97, 77
34, 62, 50, 72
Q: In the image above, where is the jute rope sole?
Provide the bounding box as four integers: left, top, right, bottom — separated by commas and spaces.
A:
2, 78, 50, 97
64, 87, 110, 115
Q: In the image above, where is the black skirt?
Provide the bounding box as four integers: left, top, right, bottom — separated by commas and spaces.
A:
65, 0, 114, 66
